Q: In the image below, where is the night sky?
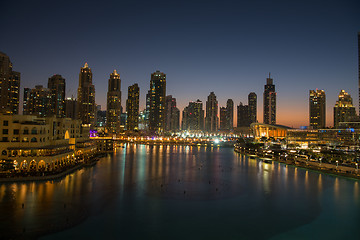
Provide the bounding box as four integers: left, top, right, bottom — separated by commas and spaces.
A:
1, 0, 359, 128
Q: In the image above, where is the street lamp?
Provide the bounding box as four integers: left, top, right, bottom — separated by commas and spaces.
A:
356, 163, 358, 173
336, 160, 339, 169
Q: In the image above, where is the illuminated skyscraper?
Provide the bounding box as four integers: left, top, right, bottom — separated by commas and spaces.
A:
0, 52, 20, 114
182, 100, 204, 131
48, 74, 65, 118
23, 85, 52, 117
165, 95, 180, 132
309, 89, 326, 129
65, 97, 77, 120
106, 70, 121, 134
263, 74, 276, 124
148, 71, 166, 134
126, 83, 140, 131
77, 63, 96, 126
334, 90, 356, 128
205, 92, 218, 132
248, 92, 257, 124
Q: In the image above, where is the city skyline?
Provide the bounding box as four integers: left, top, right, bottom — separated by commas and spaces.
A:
1, 0, 359, 128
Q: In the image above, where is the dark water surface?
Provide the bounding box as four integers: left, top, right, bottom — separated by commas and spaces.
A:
1, 144, 359, 239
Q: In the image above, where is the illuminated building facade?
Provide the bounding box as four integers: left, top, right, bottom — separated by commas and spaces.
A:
309, 89, 326, 129
106, 70, 121, 134
182, 100, 204, 131
165, 95, 180, 132
126, 83, 140, 131
0, 52, 20, 114
48, 74, 65, 118
77, 63, 96, 126
248, 92, 257, 124
205, 92, 218, 132
147, 71, 166, 134
23, 85, 52, 117
0, 114, 95, 171
251, 122, 290, 140
263, 74, 276, 124
334, 90, 356, 128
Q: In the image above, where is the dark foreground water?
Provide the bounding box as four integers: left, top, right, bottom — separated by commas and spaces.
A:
0, 144, 359, 239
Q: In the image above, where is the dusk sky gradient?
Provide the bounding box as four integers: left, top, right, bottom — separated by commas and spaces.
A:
1, 0, 359, 127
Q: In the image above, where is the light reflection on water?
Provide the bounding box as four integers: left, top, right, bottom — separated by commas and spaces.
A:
0, 144, 359, 239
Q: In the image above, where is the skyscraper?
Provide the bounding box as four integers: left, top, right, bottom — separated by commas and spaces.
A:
219, 107, 227, 130
77, 63, 95, 126
263, 73, 276, 125
148, 71, 166, 134
334, 90, 356, 128
226, 99, 234, 131
182, 100, 204, 131
248, 92, 257, 124
237, 102, 250, 127
126, 83, 140, 131
23, 85, 52, 117
309, 89, 326, 129
165, 95, 180, 132
65, 97, 77, 119
48, 74, 65, 118
106, 70, 121, 134
358, 32, 360, 115
205, 92, 218, 132
0, 52, 20, 114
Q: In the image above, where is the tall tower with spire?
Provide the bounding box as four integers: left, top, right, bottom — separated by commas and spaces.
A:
106, 70, 121, 134
263, 73, 276, 125
77, 63, 96, 126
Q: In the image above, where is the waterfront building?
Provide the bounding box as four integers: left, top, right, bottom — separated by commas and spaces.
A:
205, 92, 218, 132
23, 85, 52, 117
309, 89, 326, 129
0, 114, 95, 171
106, 70, 121, 134
237, 102, 250, 127
226, 99, 234, 131
334, 90, 356, 128
96, 108, 106, 128
48, 74, 65, 118
263, 74, 276, 124
248, 92, 257, 124
182, 100, 204, 131
126, 83, 140, 131
77, 63, 96, 127
147, 71, 166, 134
65, 97, 77, 119
251, 122, 290, 140
138, 110, 147, 130
0, 52, 20, 114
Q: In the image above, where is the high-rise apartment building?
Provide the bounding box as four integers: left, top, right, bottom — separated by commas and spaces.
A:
0, 52, 20, 114
248, 92, 257, 124
147, 71, 166, 134
126, 83, 140, 131
334, 90, 356, 128
106, 70, 121, 134
65, 97, 77, 119
309, 89, 326, 129
23, 85, 52, 117
226, 99, 234, 131
263, 74, 276, 125
219, 107, 227, 130
182, 100, 204, 131
48, 74, 65, 118
165, 95, 180, 132
358, 32, 360, 115
205, 92, 218, 132
237, 102, 250, 127
77, 63, 95, 126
